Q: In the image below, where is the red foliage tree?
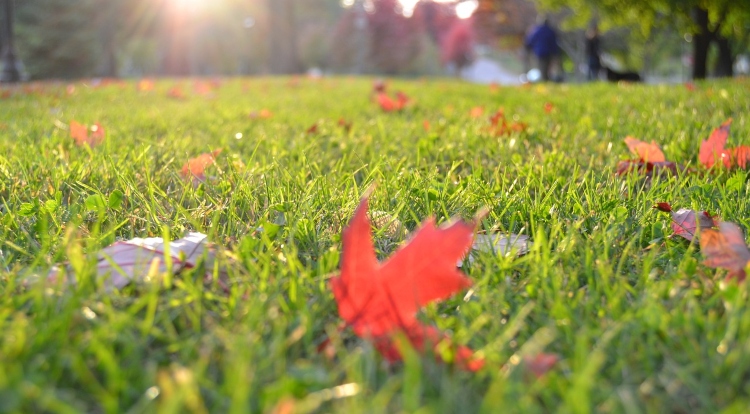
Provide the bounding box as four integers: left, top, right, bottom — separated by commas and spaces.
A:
440, 20, 475, 72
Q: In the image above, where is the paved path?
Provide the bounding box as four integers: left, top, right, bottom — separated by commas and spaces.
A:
461, 57, 521, 85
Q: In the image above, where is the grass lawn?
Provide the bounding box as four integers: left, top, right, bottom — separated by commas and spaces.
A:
1, 77, 750, 413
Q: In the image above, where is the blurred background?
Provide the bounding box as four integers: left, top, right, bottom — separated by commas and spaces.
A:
1, 0, 749, 83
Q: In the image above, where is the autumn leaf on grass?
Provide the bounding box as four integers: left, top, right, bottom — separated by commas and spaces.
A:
469, 106, 484, 118
488, 109, 527, 137
331, 195, 484, 371
616, 137, 684, 177
624, 137, 665, 163
700, 222, 750, 282
654, 203, 718, 242
167, 86, 186, 100
181, 149, 222, 184
733, 146, 750, 169
524, 353, 559, 378
70, 120, 105, 147
48, 232, 228, 290
137, 79, 154, 92
376, 92, 410, 112
193, 81, 214, 96
249, 109, 273, 119
306, 122, 319, 135
699, 119, 732, 169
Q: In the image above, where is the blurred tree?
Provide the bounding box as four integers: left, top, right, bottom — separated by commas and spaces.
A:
521, 0, 750, 79
268, 0, 301, 74
440, 20, 475, 75
366, 0, 424, 74
15, 0, 102, 79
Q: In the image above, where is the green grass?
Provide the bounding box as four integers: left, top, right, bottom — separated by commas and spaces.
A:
1, 77, 750, 413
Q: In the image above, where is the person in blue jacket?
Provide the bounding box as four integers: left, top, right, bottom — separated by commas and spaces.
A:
525, 17, 560, 82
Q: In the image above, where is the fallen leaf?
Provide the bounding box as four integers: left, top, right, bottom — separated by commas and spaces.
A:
524, 353, 558, 378
70, 120, 105, 147
137, 79, 154, 92
167, 86, 186, 100
615, 160, 684, 178
376, 92, 409, 112
488, 109, 527, 137
331, 195, 483, 370
469, 106, 484, 118
700, 222, 750, 281
249, 109, 273, 119
181, 149, 222, 184
624, 136, 666, 163
732, 146, 750, 169
654, 203, 717, 242
48, 232, 224, 289
699, 119, 732, 169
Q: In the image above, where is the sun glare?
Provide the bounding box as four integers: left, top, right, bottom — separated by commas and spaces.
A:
455, 0, 478, 19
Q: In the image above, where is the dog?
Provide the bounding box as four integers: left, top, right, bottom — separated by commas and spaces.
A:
604, 66, 642, 82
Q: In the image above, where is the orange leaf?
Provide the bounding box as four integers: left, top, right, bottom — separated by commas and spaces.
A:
469, 106, 484, 118
331, 196, 481, 370
137, 79, 154, 92
70, 121, 89, 145
181, 149, 222, 183
700, 222, 750, 281
249, 109, 273, 119
624, 137, 665, 163
699, 119, 732, 168
70, 121, 104, 147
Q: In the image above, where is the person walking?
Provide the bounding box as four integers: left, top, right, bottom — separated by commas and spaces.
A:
525, 17, 560, 82
585, 23, 602, 80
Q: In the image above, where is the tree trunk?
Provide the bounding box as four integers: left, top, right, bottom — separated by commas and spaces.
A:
268, 0, 301, 74
691, 6, 711, 80
714, 35, 734, 78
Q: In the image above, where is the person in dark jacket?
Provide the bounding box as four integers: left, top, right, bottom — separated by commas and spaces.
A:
585, 23, 602, 80
525, 17, 560, 82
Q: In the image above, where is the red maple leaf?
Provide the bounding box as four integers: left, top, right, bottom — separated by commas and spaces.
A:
699, 119, 732, 169
732, 146, 750, 169
700, 222, 750, 282
654, 203, 717, 242
331, 196, 483, 370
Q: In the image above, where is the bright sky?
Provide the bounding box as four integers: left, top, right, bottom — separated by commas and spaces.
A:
342, 0, 478, 19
